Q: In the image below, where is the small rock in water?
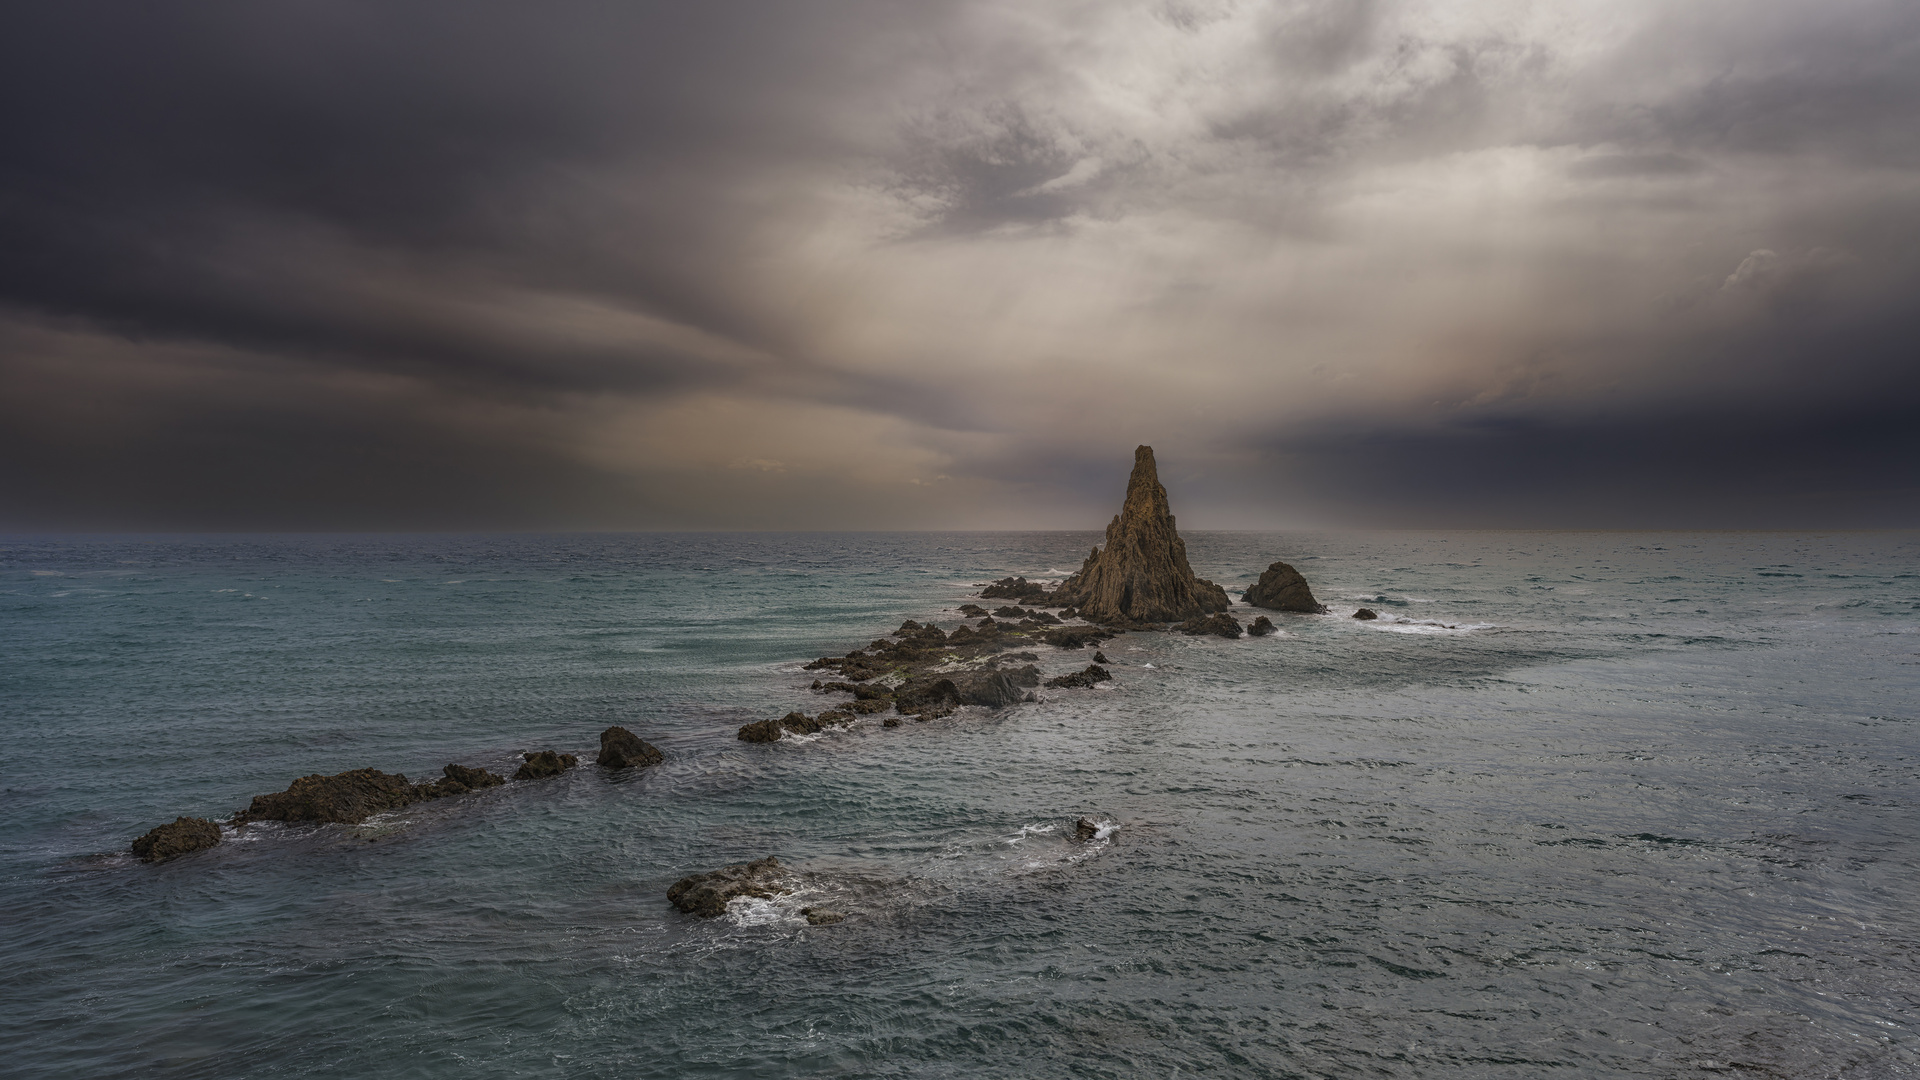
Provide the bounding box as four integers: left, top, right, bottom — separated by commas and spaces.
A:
802, 907, 846, 925
1178, 612, 1243, 638
667, 856, 789, 917
1246, 616, 1276, 637
131, 817, 222, 862
1242, 561, 1329, 614
1073, 817, 1101, 842
514, 750, 579, 780
958, 604, 988, 618
1353, 608, 1379, 620
882, 716, 901, 728
239, 767, 426, 823
596, 725, 664, 768
1045, 664, 1112, 689
427, 763, 505, 797
1092, 651, 1110, 664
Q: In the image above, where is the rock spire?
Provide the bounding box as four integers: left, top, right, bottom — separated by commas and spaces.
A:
1052, 446, 1231, 623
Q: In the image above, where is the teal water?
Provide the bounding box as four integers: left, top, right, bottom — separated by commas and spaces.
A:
2, 531, 1916, 1078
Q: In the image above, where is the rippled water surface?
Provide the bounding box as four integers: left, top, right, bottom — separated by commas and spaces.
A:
2, 531, 1916, 1078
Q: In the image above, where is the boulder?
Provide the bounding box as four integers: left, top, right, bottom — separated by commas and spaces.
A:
426, 763, 505, 797
1091, 651, 1110, 664
1045, 664, 1112, 689
1247, 616, 1276, 637
1179, 612, 1243, 638
980, 577, 1052, 603
238, 767, 426, 824
1042, 626, 1114, 650
958, 604, 988, 618
131, 817, 222, 862
1049, 446, 1232, 623
1073, 817, 1100, 842
737, 718, 785, 743
597, 726, 664, 769
896, 669, 1023, 713
514, 750, 579, 780
1242, 561, 1328, 613
666, 856, 790, 917
1354, 608, 1379, 620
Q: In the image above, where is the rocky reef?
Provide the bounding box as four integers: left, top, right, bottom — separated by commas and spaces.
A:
597, 726, 664, 768
1243, 561, 1328, 614
136, 729, 662, 856
1049, 446, 1232, 623
131, 817, 222, 862
513, 751, 577, 780
667, 856, 790, 917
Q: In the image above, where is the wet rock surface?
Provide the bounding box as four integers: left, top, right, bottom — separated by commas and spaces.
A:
426, 763, 506, 797
1073, 817, 1101, 842
1179, 612, 1243, 639
238, 768, 428, 824
1045, 664, 1112, 689
1049, 446, 1232, 623
513, 750, 578, 780
597, 725, 664, 768
131, 817, 222, 862
1243, 561, 1328, 614
1247, 616, 1276, 637
667, 856, 790, 917
802, 907, 846, 926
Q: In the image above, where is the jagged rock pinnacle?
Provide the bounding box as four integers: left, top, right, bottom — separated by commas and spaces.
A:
1052, 446, 1231, 623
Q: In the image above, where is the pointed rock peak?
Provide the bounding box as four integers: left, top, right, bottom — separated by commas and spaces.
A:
1053, 445, 1230, 624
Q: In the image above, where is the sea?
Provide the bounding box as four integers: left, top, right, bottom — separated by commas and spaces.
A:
1, 530, 1916, 1079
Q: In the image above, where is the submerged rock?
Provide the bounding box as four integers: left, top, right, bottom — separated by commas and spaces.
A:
802, 907, 846, 926
131, 817, 221, 862
597, 725, 664, 769
1247, 616, 1276, 637
238, 767, 426, 824
1179, 612, 1243, 639
1049, 446, 1232, 623
1353, 608, 1379, 621
1243, 561, 1328, 614
1045, 664, 1112, 689
514, 750, 579, 780
1073, 817, 1101, 842
667, 856, 789, 917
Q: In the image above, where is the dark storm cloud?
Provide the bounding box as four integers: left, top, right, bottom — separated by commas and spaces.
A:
2, 0, 1918, 529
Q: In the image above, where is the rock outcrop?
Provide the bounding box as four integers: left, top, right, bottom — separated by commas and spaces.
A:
1045, 664, 1112, 689
237, 768, 427, 824
426, 763, 505, 797
1353, 608, 1378, 621
597, 726, 664, 768
131, 817, 222, 862
667, 856, 790, 917
1247, 616, 1276, 637
513, 750, 578, 780
1051, 446, 1231, 623
1243, 561, 1328, 614
1179, 612, 1243, 638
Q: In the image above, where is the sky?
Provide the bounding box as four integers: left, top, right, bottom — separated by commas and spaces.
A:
2, 0, 1917, 531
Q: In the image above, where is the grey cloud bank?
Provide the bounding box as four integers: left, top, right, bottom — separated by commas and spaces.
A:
2, 0, 1916, 529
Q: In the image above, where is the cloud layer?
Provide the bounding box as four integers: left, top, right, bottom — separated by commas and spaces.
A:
3, 0, 1917, 529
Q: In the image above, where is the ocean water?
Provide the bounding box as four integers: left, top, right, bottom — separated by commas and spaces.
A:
2, 530, 1916, 1079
